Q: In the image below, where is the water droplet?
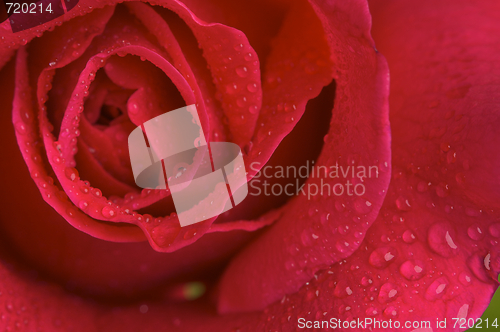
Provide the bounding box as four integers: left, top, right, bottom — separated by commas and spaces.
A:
395, 196, 411, 211
235, 66, 248, 77
428, 222, 459, 257
354, 198, 372, 214
402, 230, 416, 243
436, 183, 450, 197
467, 224, 484, 241
447, 150, 457, 163
320, 213, 330, 225
337, 225, 349, 235
244, 52, 253, 61
378, 283, 398, 303
489, 223, 500, 238
91, 188, 102, 197
467, 253, 491, 282
14, 122, 27, 134
440, 142, 451, 152
334, 281, 353, 298
236, 97, 247, 107
425, 277, 448, 301
458, 272, 472, 286
79, 200, 89, 210
361, 276, 373, 286
284, 260, 296, 270
248, 105, 258, 114
369, 247, 397, 268
335, 241, 350, 253
383, 306, 398, 318
365, 306, 378, 316
64, 167, 79, 181
129, 102, 139, 114
225, 83, 238, 94
101, 206, 116, 218
246, 82, 258, 92
399, 260, 425, 280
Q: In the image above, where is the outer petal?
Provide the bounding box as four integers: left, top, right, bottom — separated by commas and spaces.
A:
237, 0, 500, 330
0, 246, 259, 332
217, 0, 391, 313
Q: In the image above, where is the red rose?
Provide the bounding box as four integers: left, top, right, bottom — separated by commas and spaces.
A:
0, 0, 499, 331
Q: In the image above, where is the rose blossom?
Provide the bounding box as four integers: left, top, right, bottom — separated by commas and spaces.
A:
0, 0, 499, 331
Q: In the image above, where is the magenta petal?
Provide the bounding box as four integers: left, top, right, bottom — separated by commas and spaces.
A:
238, 0, 500, 329
12, 46, 145, 242
217, 0, 391, 313
152, 0, 263, 146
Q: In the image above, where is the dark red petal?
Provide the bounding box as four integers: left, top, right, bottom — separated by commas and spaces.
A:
174, 0, 290, 61
0, 247, 259, 332
217, 0, 391, 313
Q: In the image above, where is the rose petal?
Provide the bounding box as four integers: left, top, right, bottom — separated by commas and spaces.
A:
0, 245, 258, 332
148, 0, 263, 146
3, 54, 266, 297
238, 0, 500, 328
217, 0, 391, 313
125, 2, 228, 143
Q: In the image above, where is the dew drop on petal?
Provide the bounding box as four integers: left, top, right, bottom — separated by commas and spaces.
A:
244, 52, 253, 61
378, 283, 398, 303
354, 198, 373, 214
436, 183, 450, 197
183, 228, 197, 240
365, 306, 378, 316
79, 200, 89, 210
246, 82, 258, 92
425, 277, 448, 301
248, 105, 258, 114
395, 196, 412, 211
428, 222, 459, 257
402, 230, 416, 243
64, 167, 79, 181
334, 281, 353, 298
489, 223, 500, 238
235, 66, 248, 78
369, 247, 397, 268
467, 224, 484, 241
101, 206, 116, 218
383, 306, 398, 318
361, 276, 373, 287
91, 188, 102, 198
399, 260, 425, 280
458, 272, 472, 286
